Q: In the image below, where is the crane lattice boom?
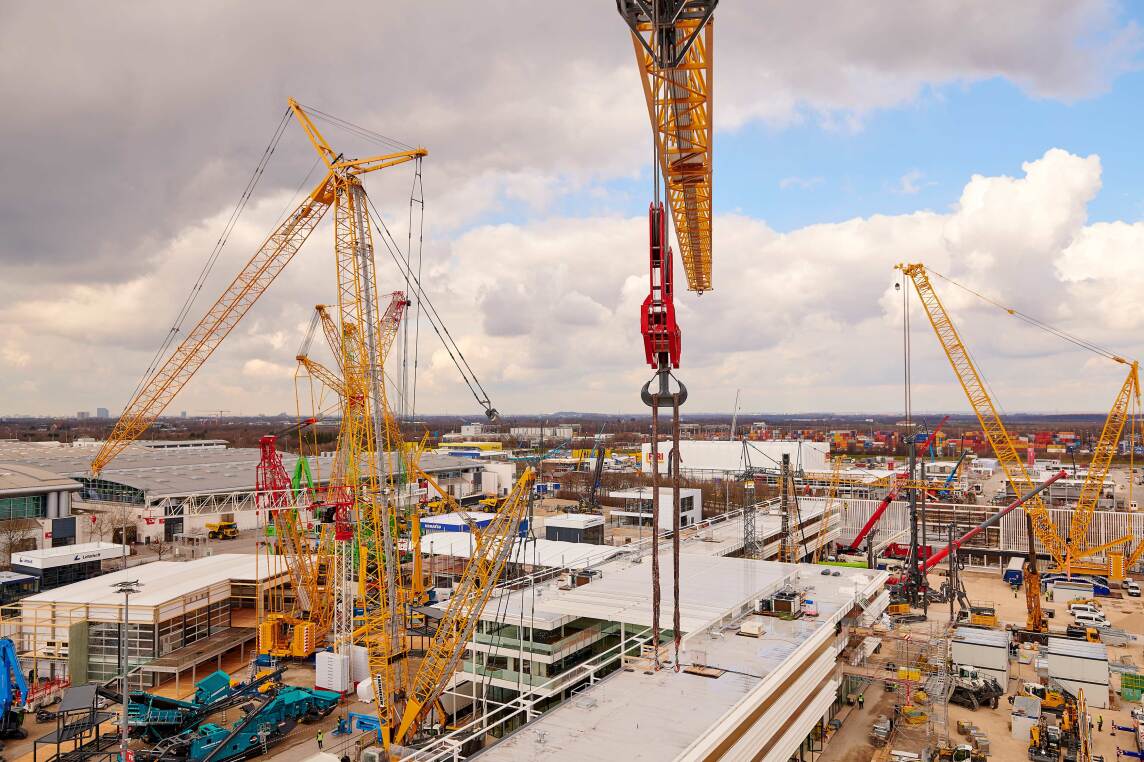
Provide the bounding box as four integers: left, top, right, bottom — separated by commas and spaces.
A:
91, 193, 331, 475
897, 263, 1068, 570
620, 0, 716, 293
1065, 361, 1139, 570
395, 467, 537, 743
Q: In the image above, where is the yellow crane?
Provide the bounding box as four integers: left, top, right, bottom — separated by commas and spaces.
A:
897, 263, 1064, 631
897, 264, 1068, 569
619, 0, 716, 293
899, 264, 1139, 580
296, 293, 410, 449
394, 467, 536, 744
90, 103, 424, 477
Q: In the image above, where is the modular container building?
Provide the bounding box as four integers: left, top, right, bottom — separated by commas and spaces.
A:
951, 626, 1010, 688
544, 514, 605, 544
1046, 637, 1109, 709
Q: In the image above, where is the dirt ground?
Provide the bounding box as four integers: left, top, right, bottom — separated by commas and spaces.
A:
6, 635, 374, 762
817, 567, 1144, 761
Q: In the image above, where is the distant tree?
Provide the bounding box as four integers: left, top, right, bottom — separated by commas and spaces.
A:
151, 536, 172, 561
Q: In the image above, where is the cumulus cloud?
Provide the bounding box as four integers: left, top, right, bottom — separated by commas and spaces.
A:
3, 2, 1143, 415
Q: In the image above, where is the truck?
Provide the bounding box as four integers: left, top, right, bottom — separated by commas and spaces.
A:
1003, 557, 1024, 586
205, 521, 239, 540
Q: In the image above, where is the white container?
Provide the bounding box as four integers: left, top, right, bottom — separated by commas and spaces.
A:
315, 651, 351, 693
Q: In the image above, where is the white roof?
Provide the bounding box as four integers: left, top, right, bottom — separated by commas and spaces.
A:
421, 511, 497, 529
12, 542, 126, 570
544, 513, 604, 529
421, 534, 622, 571
21, 554, 280, 609
611, 487, 701, 500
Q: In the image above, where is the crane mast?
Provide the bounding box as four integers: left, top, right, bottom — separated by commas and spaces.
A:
897, 263, 1069, 570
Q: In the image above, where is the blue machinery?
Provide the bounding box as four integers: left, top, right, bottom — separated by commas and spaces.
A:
90, 668, 338, 762
0, 638, 29, 739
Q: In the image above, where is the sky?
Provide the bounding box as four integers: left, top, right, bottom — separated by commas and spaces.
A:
3, 1, 1144, 418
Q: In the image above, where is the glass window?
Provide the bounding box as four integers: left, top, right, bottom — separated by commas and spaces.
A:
0, 495, 45, 519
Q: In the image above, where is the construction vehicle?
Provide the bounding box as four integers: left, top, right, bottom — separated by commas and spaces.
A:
955, 603, 998, 629
99, 668, 287, 743
0, 638, 27, 739
135, 680, 339, 762
948, 665, 1003, 710
1009, 681, 1067, 714
204, 520, 238, 540
933, 743, 982, 762
891, 470, 1065, 623
1028, 718, 1063, 762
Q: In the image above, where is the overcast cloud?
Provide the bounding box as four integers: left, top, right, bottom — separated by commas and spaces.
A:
1, 1, 1141, 416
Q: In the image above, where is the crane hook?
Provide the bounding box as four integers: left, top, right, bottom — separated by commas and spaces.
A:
641, 367, 687, 408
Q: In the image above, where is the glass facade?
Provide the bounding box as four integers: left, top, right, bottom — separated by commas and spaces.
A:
87, 600, 231, 688
0, 495, 45, 519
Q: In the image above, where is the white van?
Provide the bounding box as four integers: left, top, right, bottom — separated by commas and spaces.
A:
1073, 610, 1110, 628
1068, 603, 1101, 616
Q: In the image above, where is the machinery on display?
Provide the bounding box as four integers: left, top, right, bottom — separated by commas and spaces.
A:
88, 98, 542, 756
0, 638, 28, 740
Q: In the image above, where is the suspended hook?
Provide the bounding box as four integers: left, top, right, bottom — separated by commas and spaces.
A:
641, 368, 688, 408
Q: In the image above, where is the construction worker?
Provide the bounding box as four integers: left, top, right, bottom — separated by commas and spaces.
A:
858, 692, 864, 709
1098, 714, 1104, 732
1013, 586, 1018, 598
317, 729, 325, 750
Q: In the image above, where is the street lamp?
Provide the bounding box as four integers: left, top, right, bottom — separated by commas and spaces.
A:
112, 578, 142, 762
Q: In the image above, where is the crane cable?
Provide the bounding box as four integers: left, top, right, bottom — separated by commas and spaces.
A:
128, 108, 293, 404
926, 268, 1126, 364
362, 191, 499, 420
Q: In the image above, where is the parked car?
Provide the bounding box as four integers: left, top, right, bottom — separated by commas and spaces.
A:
1072, 610, 1111, 628
1126, 579, 1141, 597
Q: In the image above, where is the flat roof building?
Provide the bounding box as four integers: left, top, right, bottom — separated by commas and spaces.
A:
6, 554, 289, 690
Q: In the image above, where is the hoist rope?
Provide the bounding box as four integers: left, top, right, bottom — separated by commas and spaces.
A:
363, 192, 498, 418
129, 108, 293, 403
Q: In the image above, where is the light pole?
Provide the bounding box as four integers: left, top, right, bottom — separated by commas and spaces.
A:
112, 578, 142, 762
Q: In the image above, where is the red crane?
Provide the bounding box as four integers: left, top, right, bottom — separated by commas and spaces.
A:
842, 416, 949, 553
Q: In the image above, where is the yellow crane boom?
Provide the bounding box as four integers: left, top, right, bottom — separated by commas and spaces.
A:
395, 467, 537, 744
813, 457, 842, 563
620, 0, 716, 293
91, 192, 331, 475
90, 100, 425, 477
897, 263, 1068, 570
1064, 360, 1139, 570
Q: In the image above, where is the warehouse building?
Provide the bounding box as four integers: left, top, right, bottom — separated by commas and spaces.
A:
640, 439, 830, 478
0, 462, 84, 554
0, 440, 486, 544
